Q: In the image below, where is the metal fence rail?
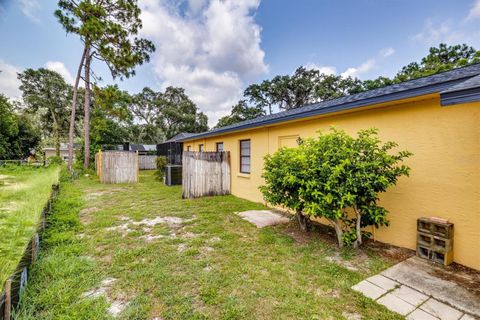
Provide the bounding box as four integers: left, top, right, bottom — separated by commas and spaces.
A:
182, 151, 230, 199
0, 184, 59, 320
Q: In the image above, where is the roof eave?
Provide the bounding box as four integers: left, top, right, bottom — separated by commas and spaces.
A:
180, 78, 466, 142
440, 86, 480, 106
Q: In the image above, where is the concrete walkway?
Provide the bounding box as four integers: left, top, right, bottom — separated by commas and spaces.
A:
352, 257, 479, 319
237, 210, 290, 228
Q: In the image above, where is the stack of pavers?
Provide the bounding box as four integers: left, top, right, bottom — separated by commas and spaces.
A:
417, 217, 454, 266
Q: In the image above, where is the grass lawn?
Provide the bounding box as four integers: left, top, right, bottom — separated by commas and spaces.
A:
16, 170, 405, 319
0, 165, 60, 287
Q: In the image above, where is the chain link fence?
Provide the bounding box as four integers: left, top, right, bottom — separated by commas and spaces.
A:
0, 183, 59, 320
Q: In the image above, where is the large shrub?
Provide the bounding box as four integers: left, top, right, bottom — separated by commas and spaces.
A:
260, 146, 311, 231
155, 156, 167, 180
261, 128, 412, 248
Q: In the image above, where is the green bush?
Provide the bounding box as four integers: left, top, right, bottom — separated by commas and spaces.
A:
259, 146, 311, 231
47, 156, 64, 166
261, 127, 412, 248
155, 156, 167, 180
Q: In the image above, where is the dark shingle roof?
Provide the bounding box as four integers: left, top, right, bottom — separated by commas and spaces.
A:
179, 64, 480, 141
164, 132, 195, 143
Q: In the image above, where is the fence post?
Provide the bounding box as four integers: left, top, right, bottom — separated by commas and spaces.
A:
4, 278, 12, 320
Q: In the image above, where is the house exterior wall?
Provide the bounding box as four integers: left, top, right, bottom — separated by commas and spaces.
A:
184, 96, 480, 270
44, 149, 74, 161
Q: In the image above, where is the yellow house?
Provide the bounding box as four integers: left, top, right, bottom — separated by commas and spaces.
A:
181, 65, 480, 270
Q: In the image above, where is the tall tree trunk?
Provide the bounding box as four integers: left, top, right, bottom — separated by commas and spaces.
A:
83, 46, 92, 169
353, 207, 362, 248
67, 46, 88, 172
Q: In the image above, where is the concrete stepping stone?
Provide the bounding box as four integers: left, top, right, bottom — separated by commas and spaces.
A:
352, 280, 386, 300
366, 274, 399, 291
391, 285, 429, 307
407, 309, 440, 320
237, 210, 289, 228
377, 293, 417, 316
381, 257, 480, 317
420, 298, 464, 320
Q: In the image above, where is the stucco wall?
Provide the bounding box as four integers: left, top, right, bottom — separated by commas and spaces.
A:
184, 96, 480, 270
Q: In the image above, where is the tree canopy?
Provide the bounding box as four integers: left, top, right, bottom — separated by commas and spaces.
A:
18, 68, 72, 156
395, 43, 480, 82
216, 43, 480, 128
215, 100, 265, 129
0, 94, 40, 160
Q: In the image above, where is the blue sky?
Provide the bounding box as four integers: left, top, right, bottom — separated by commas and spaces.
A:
1, 0, 479, 125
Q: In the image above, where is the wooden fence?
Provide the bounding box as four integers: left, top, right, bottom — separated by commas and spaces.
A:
95, 151, 138, 184
139, 155, 157, 170
182, 151, 230, 199
0, 184, 59, 320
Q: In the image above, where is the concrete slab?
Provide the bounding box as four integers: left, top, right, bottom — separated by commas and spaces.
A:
366, 274, 399, 291
420, 298, 464, 320
459, 314, 476, 320
392, 285, 429, 307
407, 309, 440, 320
381, 257, 480, 317
377, 293, 417, 316
351, 280, 387, 300
237, 210, 290, 228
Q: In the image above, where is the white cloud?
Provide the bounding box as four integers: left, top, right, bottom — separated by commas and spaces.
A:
0, 60, 21, 99
139, 0, 267, 126
341, 59, 376, 78
305, 63, 337, 75
307, 48, 394, 80
380, 47, 395, 58
412, 19, 457, 46
467, 0, 480, 20
18, 0, 41, 23
411, 19, 480, 47
45, 61, 74, 84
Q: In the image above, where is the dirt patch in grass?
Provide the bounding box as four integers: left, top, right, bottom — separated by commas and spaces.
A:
82, 277, 129, 317
365, 240, 415, 264
82, 277, 117, 298
277, 222, 316, 244
342, 311, 362, 320
177, 243, 187, 252
325, 252, 365, 271
106, 215, 192, 237
80, 207, 100, 215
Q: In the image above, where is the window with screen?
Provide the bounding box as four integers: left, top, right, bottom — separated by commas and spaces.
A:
240, 139, 250, 174
199, 144, 204, 152
216, 142, 224, 152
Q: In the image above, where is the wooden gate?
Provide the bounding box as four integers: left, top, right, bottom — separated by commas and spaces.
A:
182, 151, 230, 198
95, 151, 138, 184
139, 155, 157, 170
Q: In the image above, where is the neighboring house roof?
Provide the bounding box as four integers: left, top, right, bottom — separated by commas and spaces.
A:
179, 64, 480, 142
129, 144, 157, 152
164, 132, 194, 143
43, 143, 79, 151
